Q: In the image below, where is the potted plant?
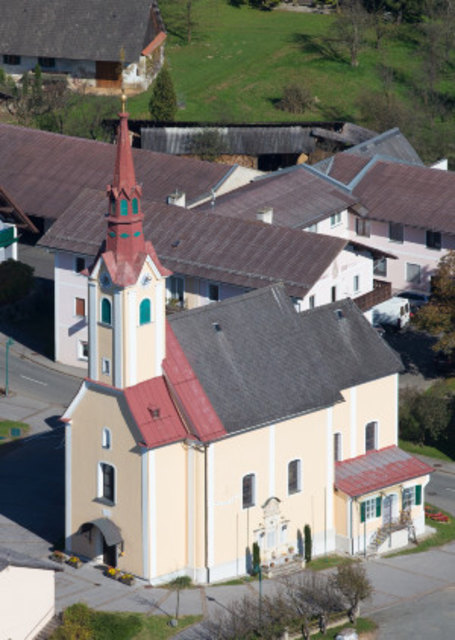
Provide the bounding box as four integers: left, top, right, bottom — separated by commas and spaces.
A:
119, 572, 135, 586
105, 566, 120, 579
50, 550, 66, 563
66, 555, 82, 569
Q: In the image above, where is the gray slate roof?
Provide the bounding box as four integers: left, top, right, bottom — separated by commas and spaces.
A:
0, 0, 163, 62
39, 188, 348, 299
169, 286, 402, 434
196, 165, 357, 229
0, 545, 62, 572
315, 128, 423, 176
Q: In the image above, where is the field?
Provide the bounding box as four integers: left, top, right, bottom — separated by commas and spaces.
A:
128, 1, 455, 162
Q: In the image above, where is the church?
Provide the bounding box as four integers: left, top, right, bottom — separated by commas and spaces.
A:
62, 103, 433, 584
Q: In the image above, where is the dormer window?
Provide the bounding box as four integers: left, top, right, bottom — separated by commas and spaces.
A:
132, 198, 139, 214
120, 200, 128, 216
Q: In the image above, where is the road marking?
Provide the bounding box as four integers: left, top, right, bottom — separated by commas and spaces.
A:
445, 488, 455, 492
20, 375, 48, 386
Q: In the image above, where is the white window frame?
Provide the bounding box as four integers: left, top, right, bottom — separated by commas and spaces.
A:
100, 296, 112, 326
242, 473, 256, 509
330, 212, 342, 227
402, 486, 416, 510
168, 275, 185, 305
97, 461, 116, 504
102, 427, 112, 450
365, 421, 378, 452
406, 262, 421, 285
364, 497, 377, 521
78, 340, 88, 361
334, 432, 342, 462
101, 357, 111, 375
287, 458, 302, 495
353, 275, 360, 293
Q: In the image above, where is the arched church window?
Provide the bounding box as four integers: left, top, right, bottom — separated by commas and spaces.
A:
101, 298, 112, 325
132, 197, 139, 214
120, 199, 128, 216
139, 298, 151, 325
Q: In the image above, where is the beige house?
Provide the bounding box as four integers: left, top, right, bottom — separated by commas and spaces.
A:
63, 110, 433, 585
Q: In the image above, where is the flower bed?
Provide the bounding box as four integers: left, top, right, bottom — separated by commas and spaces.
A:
50, 550, 67, 564
66, 555, 82, 569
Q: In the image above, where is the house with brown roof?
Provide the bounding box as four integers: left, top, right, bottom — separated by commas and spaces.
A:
315, 152, 455, 293
62, 113, 433, 584
0, 186, 38, 262
0, 0, 166, 90
40, 186, 386, 368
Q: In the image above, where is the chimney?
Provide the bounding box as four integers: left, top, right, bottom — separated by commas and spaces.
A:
256, 207, 273, 224
167, 190, 186, 208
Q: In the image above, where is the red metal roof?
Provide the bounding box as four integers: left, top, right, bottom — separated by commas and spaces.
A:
163, 322, 226, 442
123, 377, 188, 448
335, 445, 434, 497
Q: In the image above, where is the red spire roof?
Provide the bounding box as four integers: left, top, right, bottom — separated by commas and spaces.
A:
105, 109, 146, 260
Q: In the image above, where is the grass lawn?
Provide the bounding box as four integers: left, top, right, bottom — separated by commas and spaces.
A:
386, 503, 455, 558
399, 438, 454, 462
311, 616, 377, 639
306, 554, 354, 572
127, 1, 455, 162
0, 420, 29, 442
51, 603, 201, 640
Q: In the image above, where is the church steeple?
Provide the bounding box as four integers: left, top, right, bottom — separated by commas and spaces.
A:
106, 102, 145, 260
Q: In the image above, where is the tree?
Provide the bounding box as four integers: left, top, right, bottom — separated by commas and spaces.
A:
0, 259, 34, 305
189, 128, 226, 161
414, 251, 455, 356
148, 64, 177, 122
304, 524, 312, 563
169, 575, 192, 623
249, 0, 280, 9
252, 541, 261, 573
334, 561, 372, 623
333, 0, 370, 67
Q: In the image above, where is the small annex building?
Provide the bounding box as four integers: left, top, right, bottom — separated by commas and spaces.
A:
63, 108, 433, 585
0, 545, 61, 639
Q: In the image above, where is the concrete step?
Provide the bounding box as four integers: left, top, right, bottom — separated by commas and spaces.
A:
35, 614, 62, 640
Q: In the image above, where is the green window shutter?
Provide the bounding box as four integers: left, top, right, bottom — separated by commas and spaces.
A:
120, 200, 128, 216
415, 485, 422, 506
101, 298, 111, 325
139, 299, 151, 325
376, 496, 382, 518
360, 502, 366, 523
132, 198, 138, 214
0, 226, 16, 248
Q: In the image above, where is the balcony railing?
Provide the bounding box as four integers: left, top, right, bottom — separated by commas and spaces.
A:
354, 279, 392, 312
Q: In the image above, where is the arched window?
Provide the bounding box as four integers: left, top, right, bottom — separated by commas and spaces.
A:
365, 421, 378, 452
120, 199, 128, 216
242, 473, 256, 509
139, 298, 151, 325
102, 428, 111, 450
288, 459, 302, 494
100, 463, 115, 503
101, 298, 112, 325
132, 197, 139, 214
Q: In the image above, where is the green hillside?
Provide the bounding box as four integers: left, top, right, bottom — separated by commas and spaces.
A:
129, 1, 455, 163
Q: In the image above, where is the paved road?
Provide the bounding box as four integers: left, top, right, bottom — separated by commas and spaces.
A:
425, 469, 455, 516
0, 345, 81, 406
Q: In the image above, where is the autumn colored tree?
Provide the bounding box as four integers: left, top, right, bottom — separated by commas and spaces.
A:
414, 250, 455, 356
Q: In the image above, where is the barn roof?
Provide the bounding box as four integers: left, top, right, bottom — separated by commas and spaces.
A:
0, 124, 233, 221
0, 0, 164, 62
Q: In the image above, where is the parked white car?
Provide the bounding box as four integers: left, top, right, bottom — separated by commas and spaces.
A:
372, 297, 411, 329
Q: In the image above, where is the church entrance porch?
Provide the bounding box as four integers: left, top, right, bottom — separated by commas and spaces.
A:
73, 517, 123, 566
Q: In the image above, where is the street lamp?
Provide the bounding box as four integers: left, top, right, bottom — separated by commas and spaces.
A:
5, 337, 14, 397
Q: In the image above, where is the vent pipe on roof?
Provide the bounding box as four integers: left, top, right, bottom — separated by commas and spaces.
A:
256, 207, 273, 224
167, 190, 186, 208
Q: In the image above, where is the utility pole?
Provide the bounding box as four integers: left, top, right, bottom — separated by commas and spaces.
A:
5, 337, 14, 396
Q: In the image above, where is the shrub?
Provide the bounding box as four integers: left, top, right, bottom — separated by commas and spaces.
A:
278, 82, 314, 114
0, 259, 34, 305
304, 524, 312, 563
252, 541, 261, 573
249, 0, 280, 9
399, 387, 451, 445
188, 128, 226, 161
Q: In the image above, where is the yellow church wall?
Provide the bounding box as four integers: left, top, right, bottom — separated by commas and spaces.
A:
355, 374, 397, 454
334, 490, 348, 537
68, 389, 144, 575
153, 443, 188, 579
208, 408, 331, 579
97, 324, 113, 384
